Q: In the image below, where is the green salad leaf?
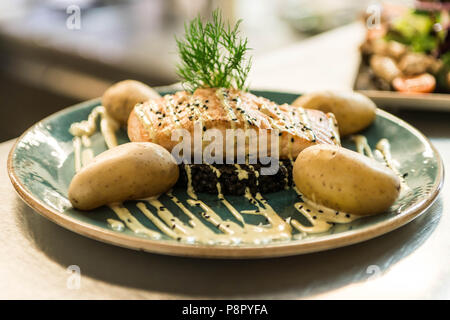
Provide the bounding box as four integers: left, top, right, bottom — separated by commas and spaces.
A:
442, 51, 450, 68
385, 9, 447, 53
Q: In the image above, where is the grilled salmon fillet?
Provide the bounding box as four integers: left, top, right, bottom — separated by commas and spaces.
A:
127, 88, 340, 159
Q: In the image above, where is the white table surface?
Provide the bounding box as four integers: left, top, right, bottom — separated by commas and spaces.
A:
1, 23, 449, 299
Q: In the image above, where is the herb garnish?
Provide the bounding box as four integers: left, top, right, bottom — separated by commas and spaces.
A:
175, 9, 252, 92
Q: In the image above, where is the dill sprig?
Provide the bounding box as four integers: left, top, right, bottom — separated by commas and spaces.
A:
175, 9, 252, 92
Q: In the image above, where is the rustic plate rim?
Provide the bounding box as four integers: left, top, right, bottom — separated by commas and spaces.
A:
7, 93, 445, 259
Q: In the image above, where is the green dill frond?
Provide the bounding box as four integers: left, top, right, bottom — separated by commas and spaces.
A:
175, 9, 252, 92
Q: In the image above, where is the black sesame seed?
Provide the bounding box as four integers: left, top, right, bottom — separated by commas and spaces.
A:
346, 214, 350, 218
318, 210, 324, 213
313, 216, 317, 219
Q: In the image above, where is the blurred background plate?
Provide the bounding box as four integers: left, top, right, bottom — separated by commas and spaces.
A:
358, 90, 450, 111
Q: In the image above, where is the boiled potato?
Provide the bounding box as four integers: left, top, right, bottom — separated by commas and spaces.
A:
102, 80, 161, 126
69, 142, 179, 210
293, 144, 400, 216
292, 91, 376, 136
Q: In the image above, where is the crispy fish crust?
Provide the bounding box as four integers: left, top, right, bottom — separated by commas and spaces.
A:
128, 88, 340, 159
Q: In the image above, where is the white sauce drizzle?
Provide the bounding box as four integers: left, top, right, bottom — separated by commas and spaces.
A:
290, 186, 359, 234
73, 136, 82, 173
353, 135, 408, 191
107, 218, 125, 231
109, 203, 162, 239
351, 135, 373, 158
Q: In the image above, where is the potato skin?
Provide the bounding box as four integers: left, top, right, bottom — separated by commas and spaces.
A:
68, 142, 179, 210
102, 80, 160, 126
293, 145, 400, 216
292, 91, 376, 136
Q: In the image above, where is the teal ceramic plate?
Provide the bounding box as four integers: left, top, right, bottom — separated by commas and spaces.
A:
7, 90, 444, 259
